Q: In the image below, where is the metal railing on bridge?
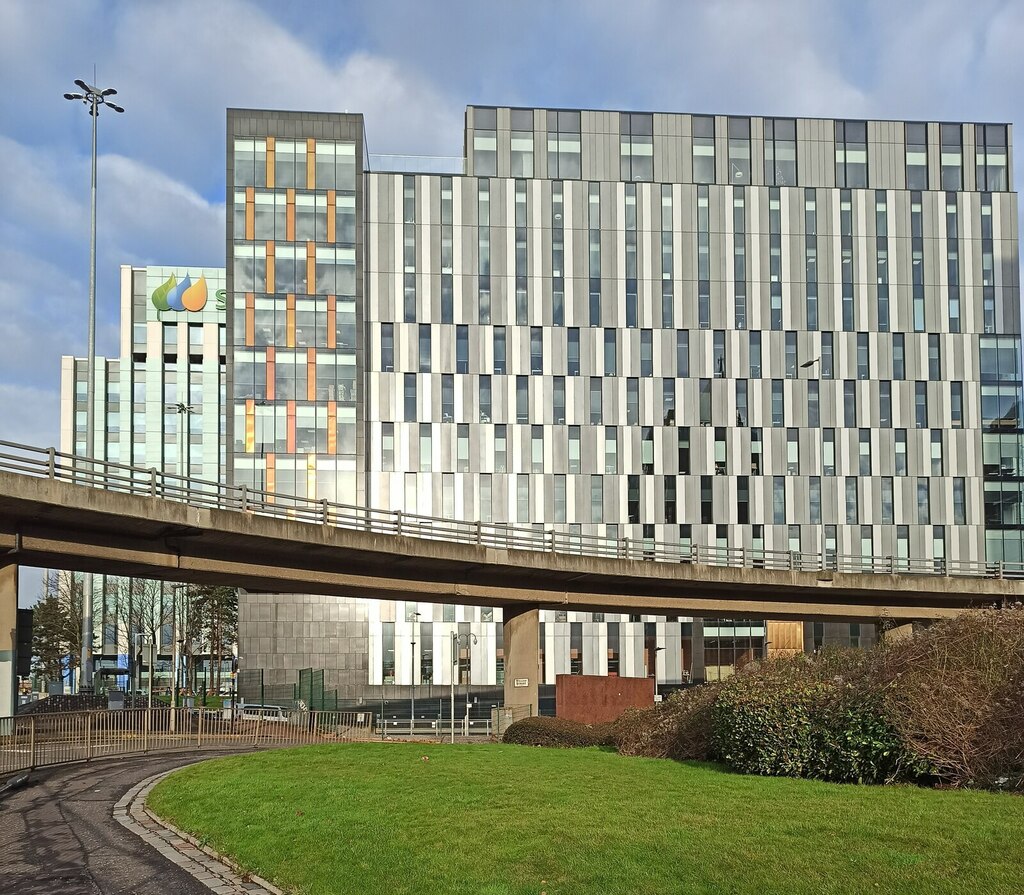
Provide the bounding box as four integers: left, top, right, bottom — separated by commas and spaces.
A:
1, 439, 1020, 580
0, 707, 375, 776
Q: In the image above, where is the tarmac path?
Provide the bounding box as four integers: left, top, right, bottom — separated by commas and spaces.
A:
0, 752, 242, 895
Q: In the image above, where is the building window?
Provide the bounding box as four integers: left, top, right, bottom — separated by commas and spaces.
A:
940, 124, 962, 190
567, 328, 580, 376
547, 110, 581, 179
478, 180, 491, 323
905, 122, 928, 189
915, 382, 929, 429
510, 108, 534, 178
404, 374, 416, 423
836, 120, 868, 188
692, 115, 715, 184
976, 124, 1008, 191
620, 112, 654, 182
773, 476, 786, 524
677, 330, 689, 377
441, 374, 455, 422
765, 118, 797, 186
895, 429, 908, 476
493, 326, 506, 375
953, 477, 967, 525
727, 117, 750, 184
846, 477, 859, 524
472, 107, 497, 176
458, 323, 468, 372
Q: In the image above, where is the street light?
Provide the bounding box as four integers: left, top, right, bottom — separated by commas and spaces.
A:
65, 78, 124, 692
166, 402, 198, 493
451, 631, 478, 740
651, 646, 665, 701
410, 612, 420, 737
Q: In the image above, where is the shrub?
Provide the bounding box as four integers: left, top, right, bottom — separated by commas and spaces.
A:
502, 716, 612, 748
877, 607, 1024, 790
710, 653, 926, 785
612, 685, 717, 761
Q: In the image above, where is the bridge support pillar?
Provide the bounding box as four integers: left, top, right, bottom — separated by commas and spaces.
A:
0, 564, 17, 720
881, 622, 915, 643
503, 605, 540, 716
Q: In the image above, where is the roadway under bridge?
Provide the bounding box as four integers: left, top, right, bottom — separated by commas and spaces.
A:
1, 448, 1022, 718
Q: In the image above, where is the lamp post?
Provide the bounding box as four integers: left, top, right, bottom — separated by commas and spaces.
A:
800, 357, 825, 568
410, 611, 420, 737
651, 645, 665, 700
64, 78, 124, 692
450, 632, 457, 744
454, 631, 478, 738
167, 402, 198, 495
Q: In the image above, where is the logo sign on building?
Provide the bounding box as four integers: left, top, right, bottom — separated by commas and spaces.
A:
514, 678, 530, 688
146, 267, 226, 325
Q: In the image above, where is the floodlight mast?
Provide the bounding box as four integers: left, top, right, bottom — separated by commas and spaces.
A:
64, 77, 124, 691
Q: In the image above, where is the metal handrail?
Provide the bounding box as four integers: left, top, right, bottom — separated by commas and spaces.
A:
0, 707, 376, 775
0, 439, 1020, 580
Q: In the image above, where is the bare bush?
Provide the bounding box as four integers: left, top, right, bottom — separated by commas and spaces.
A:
612, 685, 718, 761
877, 607, 1024, 790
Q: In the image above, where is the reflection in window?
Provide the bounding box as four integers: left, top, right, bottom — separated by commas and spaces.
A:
940, 123, 962, 190
472, 107, 497, 176
836, 120, 868, 188
620, 112, 654, 181
547, 109, 581, 179
510, 108, 534, 178
692, 115, 715, 184
976, 124, 1008, 191
727, 117, 750, 184
905, 123, 928, 189
764, 118, 797, 186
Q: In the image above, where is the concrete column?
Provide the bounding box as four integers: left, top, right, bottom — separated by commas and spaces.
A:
502, 605, 540, 715
881, 622, 915, 643
690, 617, 705, 682
0, 564, 17, 719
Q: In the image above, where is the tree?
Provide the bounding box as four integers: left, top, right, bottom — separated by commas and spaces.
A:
32, 572, 83, 685
110, 576, 170, 692
193, 586, 238, 693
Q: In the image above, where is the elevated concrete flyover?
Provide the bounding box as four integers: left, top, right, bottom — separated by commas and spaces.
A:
1, 441, 1022, 715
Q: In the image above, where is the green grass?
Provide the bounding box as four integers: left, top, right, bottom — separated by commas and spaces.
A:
148, 743, 1024, 895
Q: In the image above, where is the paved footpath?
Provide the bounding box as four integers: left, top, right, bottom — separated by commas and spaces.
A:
0, 751, 279, 895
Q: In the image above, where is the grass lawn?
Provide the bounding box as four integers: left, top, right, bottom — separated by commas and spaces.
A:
148, 743, 1024, 895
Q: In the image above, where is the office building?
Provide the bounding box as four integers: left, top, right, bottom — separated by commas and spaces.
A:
59, 264, 227, 688
222, 105, 1016, 703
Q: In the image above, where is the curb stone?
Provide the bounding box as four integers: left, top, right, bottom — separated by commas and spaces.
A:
114, 766, 285, 895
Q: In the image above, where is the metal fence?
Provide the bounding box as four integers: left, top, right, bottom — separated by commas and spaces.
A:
2, 438, 1021, 579
0, 707, 375, 776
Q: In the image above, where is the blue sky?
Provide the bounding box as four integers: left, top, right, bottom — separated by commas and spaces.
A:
0, 0, 1021, 449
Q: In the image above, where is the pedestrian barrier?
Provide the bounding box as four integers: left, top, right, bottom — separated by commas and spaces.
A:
0, 707, 375, 776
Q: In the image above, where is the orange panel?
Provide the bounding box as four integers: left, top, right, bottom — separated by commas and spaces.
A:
306, 242, 316, 296
266, 347, 275, 401
327, 296, 336, 349
266, 453, 276, 496
245, 187, 255, 240
326, 190, 336, 242
266, 138, 275, 189
286, 188, 295, 242
265, 241, 275, 294
327, 401, 337, 455
287, 401, 296, 454
245, 293, 255, 345
244, 399, 255, 453
306, 138, 316, 188
286, 294, 295, 348
307, 347, 316, 401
